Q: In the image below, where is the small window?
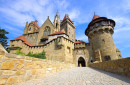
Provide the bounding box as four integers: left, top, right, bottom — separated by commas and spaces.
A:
102, 39, 105, 43
67, 47, 70, 53
56, 23, 58, 28
104, 56, 111, 61
12, 45, 14, 47
29, 27, 31, 31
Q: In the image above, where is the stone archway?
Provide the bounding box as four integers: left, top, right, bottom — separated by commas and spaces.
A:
78, 57, 86, 67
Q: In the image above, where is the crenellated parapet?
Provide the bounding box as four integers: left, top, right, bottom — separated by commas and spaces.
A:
85, 17, 115, 37
88, 25, 114, 38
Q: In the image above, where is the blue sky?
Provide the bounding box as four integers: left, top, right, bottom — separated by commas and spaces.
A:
0, 0, 130, 58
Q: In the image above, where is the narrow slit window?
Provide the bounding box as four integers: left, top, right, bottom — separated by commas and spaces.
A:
102, 39, 105, 43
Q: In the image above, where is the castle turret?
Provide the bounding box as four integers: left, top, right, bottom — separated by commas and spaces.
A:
85, 14, 120, 62
54, 10, 60, 32
60, 14, 76, 42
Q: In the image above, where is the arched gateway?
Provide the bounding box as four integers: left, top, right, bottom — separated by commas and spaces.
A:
78, 57, 86, 67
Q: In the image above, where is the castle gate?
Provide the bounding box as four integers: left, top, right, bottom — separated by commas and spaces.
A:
78, 57, 86, 67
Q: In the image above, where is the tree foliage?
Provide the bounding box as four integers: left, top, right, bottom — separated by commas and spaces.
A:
0, 28, 9, 48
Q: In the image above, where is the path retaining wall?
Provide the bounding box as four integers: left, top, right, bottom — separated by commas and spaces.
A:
0, 53, 75, 85
89, 58, 130, 77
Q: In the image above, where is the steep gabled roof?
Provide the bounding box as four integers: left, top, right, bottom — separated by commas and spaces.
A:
75, 40, 85, 44
32, 21, 40, 28
92, 14, 100, 21
49, 31, 68, 36
62, 14, 74, 23
11, 35, 33, 46
41, 16, 55, 28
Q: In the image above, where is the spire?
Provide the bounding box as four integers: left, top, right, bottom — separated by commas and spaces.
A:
54, 10, 60, 24
56, 10, 59, 16
54, 10, 60, 31
92, 12, 100, 21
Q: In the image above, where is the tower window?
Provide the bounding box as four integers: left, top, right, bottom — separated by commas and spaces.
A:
29, 27, 31, 31
102, 39, 105, 43
104, 56, 111, 61
56, 23, 58, 28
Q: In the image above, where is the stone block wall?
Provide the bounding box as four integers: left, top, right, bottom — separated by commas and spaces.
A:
89, 58, 130, 77
0, 53, 75, 85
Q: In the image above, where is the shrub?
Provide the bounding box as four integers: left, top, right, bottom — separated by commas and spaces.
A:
14, 48, 25, 55
26, 50, 46, 59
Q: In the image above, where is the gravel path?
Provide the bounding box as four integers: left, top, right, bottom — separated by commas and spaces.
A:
16, 67, 130, 85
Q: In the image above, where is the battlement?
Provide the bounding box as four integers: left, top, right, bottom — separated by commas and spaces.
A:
74, 43, 90, 48
88, 26, 114, 37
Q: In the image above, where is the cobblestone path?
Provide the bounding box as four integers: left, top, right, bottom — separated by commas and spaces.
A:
16, 67, 130, 85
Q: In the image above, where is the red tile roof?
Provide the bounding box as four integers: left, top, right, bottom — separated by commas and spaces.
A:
11, 35, 33, 46
92, 14, 100, 21
75, 40, 85, 44
32, 21, 40, 28
62, 14, 73, 23
49, 31, 68, 36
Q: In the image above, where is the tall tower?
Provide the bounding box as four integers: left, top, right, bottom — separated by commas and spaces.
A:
60, 14, 76, 42
54, 10, 60, 32
85, 14, 120, 62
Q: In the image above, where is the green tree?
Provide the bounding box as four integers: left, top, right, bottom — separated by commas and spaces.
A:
0, 28, 9, 48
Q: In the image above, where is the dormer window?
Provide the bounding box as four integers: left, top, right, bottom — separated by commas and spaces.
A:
29, 27, 31, 31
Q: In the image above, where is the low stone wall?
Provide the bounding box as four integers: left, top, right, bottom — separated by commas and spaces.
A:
89, 58, 130, 77
0, 53, 75, 85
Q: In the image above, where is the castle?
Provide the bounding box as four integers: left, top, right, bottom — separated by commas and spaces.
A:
8, 11, 122, 66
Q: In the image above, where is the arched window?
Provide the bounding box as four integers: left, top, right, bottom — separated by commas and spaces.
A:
43, 26, 51, 36
43, 29, 47, 36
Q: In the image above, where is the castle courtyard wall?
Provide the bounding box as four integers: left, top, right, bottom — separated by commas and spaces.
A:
74, 43, 94, 66
9, 36, 75, 63
63, 37, 74, 63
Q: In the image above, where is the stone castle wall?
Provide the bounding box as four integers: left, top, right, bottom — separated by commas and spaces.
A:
9, 36, 74, 63
74, 43, 94, 66
24, 33, 39, 45
0, 52, 75, 85
89, 58, 130, 77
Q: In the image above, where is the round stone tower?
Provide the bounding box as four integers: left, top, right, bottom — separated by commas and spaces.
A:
85, 14, 118, 62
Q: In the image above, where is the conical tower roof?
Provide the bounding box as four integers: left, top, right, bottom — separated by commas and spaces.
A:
92, 13, 100, 21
